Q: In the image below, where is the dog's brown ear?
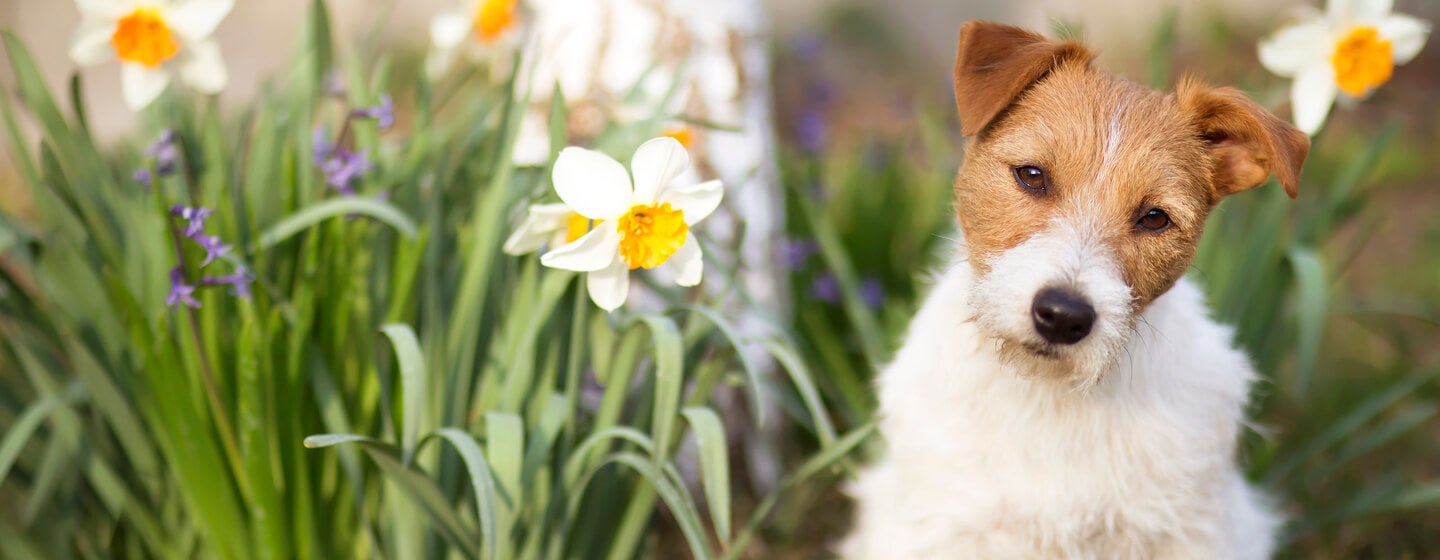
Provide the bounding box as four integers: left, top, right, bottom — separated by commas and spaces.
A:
1178, 78, 1310, 200
953, 21, 1095, 137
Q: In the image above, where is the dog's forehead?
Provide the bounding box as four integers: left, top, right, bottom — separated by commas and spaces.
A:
1012, 70, 1201, 162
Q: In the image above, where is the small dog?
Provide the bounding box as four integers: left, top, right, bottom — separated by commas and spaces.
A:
842, 21, 1308, 559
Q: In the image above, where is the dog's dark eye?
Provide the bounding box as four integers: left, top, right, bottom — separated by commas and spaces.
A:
1137, 208, 1172, 232
1013, 165, 1048, 193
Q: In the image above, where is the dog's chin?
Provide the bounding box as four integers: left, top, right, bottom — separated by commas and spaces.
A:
986, 331, 1127, 387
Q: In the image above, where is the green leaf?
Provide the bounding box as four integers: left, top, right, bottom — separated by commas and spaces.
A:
0, 384, 82, 487
256, 197, 418, 251
626, 314, 685, 466
486, 412, 524, 559
674, 306, 766, 425
380, 324, 427, 464
435, 428, 501, 560
1288, 248, 1326, 398
763, 339, 837, 446
681, 407, 732, 543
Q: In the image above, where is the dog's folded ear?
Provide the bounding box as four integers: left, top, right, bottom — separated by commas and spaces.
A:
1178, 78, 1310, 200
953, 21, 1095, 137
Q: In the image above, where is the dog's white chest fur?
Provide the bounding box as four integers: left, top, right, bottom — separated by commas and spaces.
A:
843, 261, 1278, 559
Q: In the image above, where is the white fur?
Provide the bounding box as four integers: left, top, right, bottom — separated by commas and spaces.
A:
842, 243, 1278, 559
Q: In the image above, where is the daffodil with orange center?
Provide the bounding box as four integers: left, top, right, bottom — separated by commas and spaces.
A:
536, 137, 724, 311
1259, 0, 1430, 135
428, 0, 525, 78
70, 0, 234, 110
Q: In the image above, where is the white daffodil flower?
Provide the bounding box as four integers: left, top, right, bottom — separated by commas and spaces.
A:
501, 202, 597, 255
538, 137, 724, 311
1259, 0, 1431, 135
69, 0, 234, 111
427, 0, 525, 79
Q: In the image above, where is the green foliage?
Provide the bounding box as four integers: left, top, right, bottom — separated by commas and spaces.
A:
0, 2, 865, 558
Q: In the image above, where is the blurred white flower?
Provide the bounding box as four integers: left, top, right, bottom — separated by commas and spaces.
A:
427, 0, 525, 79
1259, 0, 1430, 135
538, 137, 723, 311
69, 0, 234, 110
501, 202, 596, 256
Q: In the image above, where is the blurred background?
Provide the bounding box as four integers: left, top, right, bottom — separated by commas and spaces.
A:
4, 0, 1440, 558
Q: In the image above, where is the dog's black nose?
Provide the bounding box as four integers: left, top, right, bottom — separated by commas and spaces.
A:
1031, 288, 1096, 345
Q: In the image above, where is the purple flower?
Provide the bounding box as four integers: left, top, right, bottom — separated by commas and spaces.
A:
792, 35, 826, 62
312, 126, 333, 165
351, 94, 395, 130
810, 273, 840, 304
171, 206, 213, 238
321, 148, 370, 195
195, 234, 232, 266
784, 238, 819, 270
134, 129, 178, 184
203, 271, 255, 299
795, 109, 828, 156
860, 277, 886, 310
166, 268, 201, 309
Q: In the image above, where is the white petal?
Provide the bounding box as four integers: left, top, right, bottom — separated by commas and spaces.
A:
1291, 64, 1338, 135
511, 111, 552, 167
179, 39, 226, 94
502, 203, 573, 255
77, 0, 136, 19
539, 225, 619, 272
1257, 19, 1330, 77
430, 10, 470, 50
586, 258, 630, 312
552, 147, 634, 220
121, 63, 170, 110
1336, 0, 1392, 25
165, 0, 233, 42
662, 234, 703, 287
660, 179, 723, 225
630, 137, 690, 204
70, 17, 116, 66
1381, 14, 1431, 64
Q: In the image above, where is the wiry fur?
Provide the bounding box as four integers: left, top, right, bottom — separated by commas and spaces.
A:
841, 254, 1280, 559
841, 20, 1307, 559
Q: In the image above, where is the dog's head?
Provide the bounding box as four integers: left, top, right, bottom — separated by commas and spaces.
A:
952, 21, 1309, 383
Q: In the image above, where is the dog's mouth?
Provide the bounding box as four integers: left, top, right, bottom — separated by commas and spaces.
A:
1020, 342, 1062, 359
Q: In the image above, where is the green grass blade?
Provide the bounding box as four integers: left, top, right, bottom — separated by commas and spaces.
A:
256, 197, 418, 251
681, 407, 732, 543
380, 324, 427, 465
435, 428, 501, 560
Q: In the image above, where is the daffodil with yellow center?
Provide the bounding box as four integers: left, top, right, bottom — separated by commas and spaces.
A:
1259, 0, 1430, 135
502, 204, 600, 255
536, 137, 724, 311
427, 0, 526, 78
70, 0, 233, 111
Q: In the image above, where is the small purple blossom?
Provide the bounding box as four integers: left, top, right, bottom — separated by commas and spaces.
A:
795, 109, 828, 156
783, 238, 819, 270
792, 34, 825, 62
860, 277, 886, 310
202, 271, 255, 299
195, 234, 232, 266
166, 268, 201, 309
171, 206, 213, 238
312, 126, 333, 165
321, 148, 370, 195
351, 94, 395, 130
134, 129, 178, 185
810, 273, 840, 304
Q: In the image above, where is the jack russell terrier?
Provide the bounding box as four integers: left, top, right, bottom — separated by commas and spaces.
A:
842, 21, 1309, 559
